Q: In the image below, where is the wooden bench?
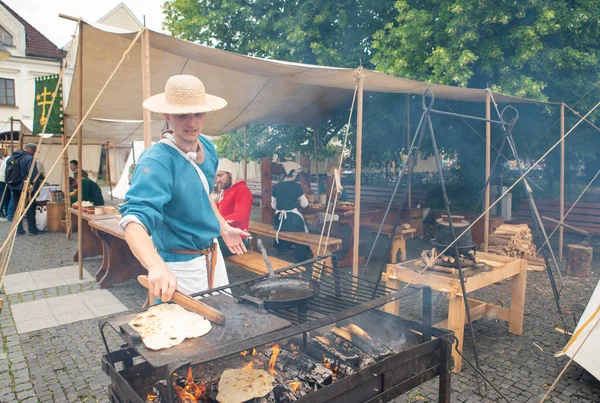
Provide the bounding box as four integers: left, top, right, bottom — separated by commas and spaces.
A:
249, 221, 343, 268
511, 198, 600, 235
225, 251, 293, 275
363, 223, 416, 262
88, 218, 146, 289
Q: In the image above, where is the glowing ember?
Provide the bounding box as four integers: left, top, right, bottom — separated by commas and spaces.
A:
251, 348, 257, 356
242, 361, 254, 370
240, 350, 249, 357
316, 336, 330, 345
289, 381, 302, 393
323, 355, 339, 378
268, 344, 281, 375
347, 323, 372, 340
174, 384, 198, 403
146, 394, 158, 401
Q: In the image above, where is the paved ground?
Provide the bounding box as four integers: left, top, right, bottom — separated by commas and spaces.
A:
0, 208, 599, 402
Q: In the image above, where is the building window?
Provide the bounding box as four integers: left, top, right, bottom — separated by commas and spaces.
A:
0, 78, 15, 106
0, 26, 13, 47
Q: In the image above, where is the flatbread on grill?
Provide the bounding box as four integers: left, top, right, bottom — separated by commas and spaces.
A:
216, 368, 275, 403
129, 303, 212, 350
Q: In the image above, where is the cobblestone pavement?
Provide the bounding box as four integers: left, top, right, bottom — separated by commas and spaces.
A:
1, 213, 600, 402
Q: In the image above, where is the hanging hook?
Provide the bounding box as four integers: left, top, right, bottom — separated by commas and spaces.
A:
500, 105, 519, 128
422, 87, 435, 110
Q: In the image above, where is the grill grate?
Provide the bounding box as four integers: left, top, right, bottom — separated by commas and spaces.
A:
192, 255, 395, 324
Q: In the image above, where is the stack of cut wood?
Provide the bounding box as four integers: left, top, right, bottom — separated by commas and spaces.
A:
488, 224, 544, 270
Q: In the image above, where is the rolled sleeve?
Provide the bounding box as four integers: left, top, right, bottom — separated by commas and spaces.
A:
120, 157, 172, 236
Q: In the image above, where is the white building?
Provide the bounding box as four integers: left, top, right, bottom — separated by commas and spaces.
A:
0, 0, 63, 143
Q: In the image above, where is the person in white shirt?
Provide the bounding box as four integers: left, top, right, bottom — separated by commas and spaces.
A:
0, 154, 10, 219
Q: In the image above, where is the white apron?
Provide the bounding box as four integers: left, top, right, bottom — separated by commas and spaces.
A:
160, 135, 229, 294
275, 208, 308, 243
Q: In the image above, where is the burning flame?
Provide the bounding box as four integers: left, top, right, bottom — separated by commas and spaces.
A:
184, 367, 206, 400
242, 361, 254, 370
269, 344, 281, 375
146, 394, 158, 401
174, 384, 198, 403
289, 381, 302, 393
251, 348, 257, 356
240, 350, 249, 357
323, 355, 339, 378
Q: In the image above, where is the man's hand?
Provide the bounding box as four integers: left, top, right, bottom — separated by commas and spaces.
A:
221, 224, 250, 255
147, 262, 178, 302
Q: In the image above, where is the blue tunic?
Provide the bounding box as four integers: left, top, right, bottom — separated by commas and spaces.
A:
121, 135, 220, 262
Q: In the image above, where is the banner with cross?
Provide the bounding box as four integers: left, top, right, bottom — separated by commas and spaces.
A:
33, 74, 64, 135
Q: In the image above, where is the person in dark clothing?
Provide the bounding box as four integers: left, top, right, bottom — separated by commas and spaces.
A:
7, 143, 40, 235
69, 159, 88, 179
69, 177, 105, 206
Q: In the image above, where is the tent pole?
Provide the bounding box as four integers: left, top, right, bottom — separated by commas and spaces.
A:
141, 27, 152, 149
484, 91, 491, 252
9, 117, 13, 153
559, 102, 565, 261
352, 70, 364, 278
106, 142, 113, 200
406, 93, 411, 207
243, 125, 247, 182
63, 117, 71, 239
314, 128, 319, 196
77, 21, 84, 280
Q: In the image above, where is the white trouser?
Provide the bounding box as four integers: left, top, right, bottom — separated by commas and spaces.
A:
165, 244, 229, 295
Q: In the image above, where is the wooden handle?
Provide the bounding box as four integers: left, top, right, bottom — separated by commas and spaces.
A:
137, 275, 225, 325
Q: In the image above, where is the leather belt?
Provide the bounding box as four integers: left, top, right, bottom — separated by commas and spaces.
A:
169, 243, 218, 290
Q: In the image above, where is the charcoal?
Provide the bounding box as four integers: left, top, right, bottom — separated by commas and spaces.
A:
262, 348, 333, 387
331, 326, 394, 362
306, 333, 361, 367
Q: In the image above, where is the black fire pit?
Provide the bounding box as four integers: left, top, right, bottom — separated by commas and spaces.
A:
100, 255, 454, 403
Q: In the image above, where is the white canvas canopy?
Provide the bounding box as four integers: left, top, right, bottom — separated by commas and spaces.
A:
63, 21, 550, 145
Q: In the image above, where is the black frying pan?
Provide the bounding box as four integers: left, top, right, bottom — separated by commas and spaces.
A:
241, 239, 320, 310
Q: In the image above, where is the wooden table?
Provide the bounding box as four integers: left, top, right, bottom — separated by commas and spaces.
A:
383, 252, 527, 372
363, 223, 416, 262
88, 218, 145, 289
69, 208, 117, 262
248, 221, 343, 269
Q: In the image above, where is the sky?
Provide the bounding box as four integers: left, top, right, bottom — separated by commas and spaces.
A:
3, 0, 167, 48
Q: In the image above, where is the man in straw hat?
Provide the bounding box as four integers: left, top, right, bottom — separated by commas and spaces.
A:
120, 75, 249, 301
215, 158, 253, 256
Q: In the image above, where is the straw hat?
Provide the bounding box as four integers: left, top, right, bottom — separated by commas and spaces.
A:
143, 75, 227, 114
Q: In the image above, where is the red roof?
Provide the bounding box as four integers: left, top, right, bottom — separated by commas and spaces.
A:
0, 0, 63, 60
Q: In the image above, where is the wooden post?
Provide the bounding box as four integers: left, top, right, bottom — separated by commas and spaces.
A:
77, 22, 84, 280
243, 125, 247, 182
406, 93, 411, 207
141, 27, 152, 149
559, 103, 565, 261
508, 259, 527, 335
353, 70, 364, 277
106, 142, 113, 200
63, 118, 71, 238
484, 92, 491, 252
314, 128, 319, 196
260, 157, 272, 224
9, 117, 13, 153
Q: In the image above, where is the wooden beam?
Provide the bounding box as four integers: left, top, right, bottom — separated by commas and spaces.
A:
353, 70, 364, 277
63, 119, 71, 238
9, 117, 13, 153
508, 259, 527, 335
314, 127, 319, 196
141, 27, 152, 149
559, 102, 565, 261
77, 21, 84, 280
484, 91, 491, 252
260, 157, 272, 224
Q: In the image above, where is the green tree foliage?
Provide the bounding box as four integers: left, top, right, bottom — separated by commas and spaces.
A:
372, 0, 600, 186
162, 0, 399, 163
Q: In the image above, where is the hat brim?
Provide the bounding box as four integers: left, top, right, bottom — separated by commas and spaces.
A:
143, 92, 227, 114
